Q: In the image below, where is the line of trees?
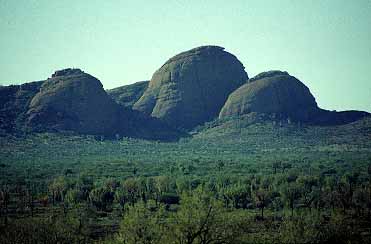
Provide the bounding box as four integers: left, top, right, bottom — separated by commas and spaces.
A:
1, 163, 371, 243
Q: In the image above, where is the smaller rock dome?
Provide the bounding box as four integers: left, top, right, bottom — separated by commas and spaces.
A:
219, 71, 318, 121
27, 69, 119, 134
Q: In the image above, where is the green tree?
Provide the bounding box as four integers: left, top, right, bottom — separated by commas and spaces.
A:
169, 189, 242, 244
123, 178, 141, 206
88, 187, 114, 211
281, 183, 301, 216
0, 187, 10, 225
297, 176, 319, 211
254, 187, 271, 219
48, 176, 70, 204
116, 202, 165, 244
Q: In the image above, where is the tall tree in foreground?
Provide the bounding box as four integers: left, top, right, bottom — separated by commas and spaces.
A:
169, 189, 242, 244
116, 202, 165, 244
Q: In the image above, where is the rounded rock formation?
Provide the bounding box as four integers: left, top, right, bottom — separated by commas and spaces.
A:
219, 71, 318, 121
133, 46, 248, 129
27, 69, 120, 135
0, 80, 44, 133
107, 80, 149, 108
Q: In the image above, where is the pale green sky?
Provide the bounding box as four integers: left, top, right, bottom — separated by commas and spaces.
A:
0, 0, 370, 112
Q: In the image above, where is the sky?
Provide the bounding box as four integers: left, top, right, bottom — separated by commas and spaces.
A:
0, 0, 370, 112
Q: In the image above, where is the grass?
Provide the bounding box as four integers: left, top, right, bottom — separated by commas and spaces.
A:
1, 116, 370, 242
1, 116, 370, 186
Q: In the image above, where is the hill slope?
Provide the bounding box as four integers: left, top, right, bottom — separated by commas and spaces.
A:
133, 46, 248, 129
27, 68, 121, 135
219, 71, 369, 125
0, 80, 44, 134
107, 80, 149, 108
1, 69, 183, 141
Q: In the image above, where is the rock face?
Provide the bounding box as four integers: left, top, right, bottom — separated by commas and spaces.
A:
133, 46, 248, 129
219, 71, 318, 121
107, 80, 149, 108
0, 81, 44, 134
27, 69, 120, 135
219, 70, 370, 124
25, 69, 183, 140
312, 109, 370, 125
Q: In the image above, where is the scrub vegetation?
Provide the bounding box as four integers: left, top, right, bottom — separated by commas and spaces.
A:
1, 116, 371, 243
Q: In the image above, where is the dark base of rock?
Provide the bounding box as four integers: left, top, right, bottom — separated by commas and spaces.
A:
312, 109, 370, 125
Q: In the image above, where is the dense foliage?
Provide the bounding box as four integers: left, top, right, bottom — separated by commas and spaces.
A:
1, 117, 371, 243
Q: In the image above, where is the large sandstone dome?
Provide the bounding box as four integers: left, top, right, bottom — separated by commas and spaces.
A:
25, 68, 183, 140
27, 68, 121, 135
219, 71, 318, 121
133, 46, 248, 129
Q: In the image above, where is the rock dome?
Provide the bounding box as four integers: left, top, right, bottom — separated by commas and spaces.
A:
219, 71, 318, 121
133, 46, 248, 129
27, 69, 120, 134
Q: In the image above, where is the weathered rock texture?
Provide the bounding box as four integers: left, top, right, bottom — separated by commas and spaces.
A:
107, 80, 149, 108
312, 109, 370, 125
219, 71, 370, 124
133, 46, 248, 129
219, 71, 318, 121
27, 69, 120, 135
25, 69, 182, 140
0, 81, 44, 134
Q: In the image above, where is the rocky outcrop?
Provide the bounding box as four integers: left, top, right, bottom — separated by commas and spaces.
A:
25, 69, 183, 140
27, 69, 120, 135
219, 71, 369, 124
219, 71, 317, 121
133, 46, 248, 129
0, 80, 44, 134
312, 109, 370, 125
107, 80, 149, 108
248, 70, 289, 82
2, 51, 368, 139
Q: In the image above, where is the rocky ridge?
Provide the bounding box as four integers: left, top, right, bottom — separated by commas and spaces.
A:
133, 46, 248, 129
